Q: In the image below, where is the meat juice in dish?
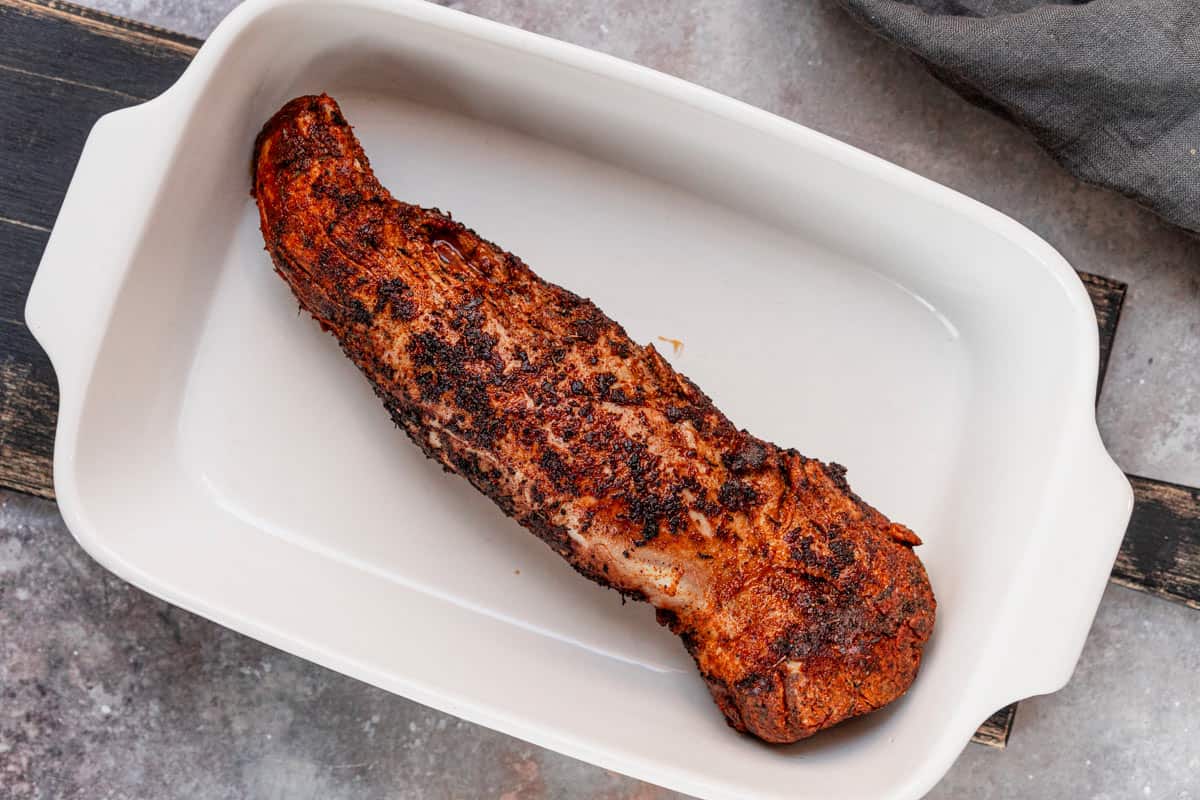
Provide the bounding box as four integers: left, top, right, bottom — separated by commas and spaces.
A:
252, 94, 935, 743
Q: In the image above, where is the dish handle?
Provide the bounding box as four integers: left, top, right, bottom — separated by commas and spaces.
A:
985, 422, 1133, 710
25, 101, 172, 392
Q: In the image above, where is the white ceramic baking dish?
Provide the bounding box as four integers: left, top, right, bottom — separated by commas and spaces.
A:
26, 0, 1132, 796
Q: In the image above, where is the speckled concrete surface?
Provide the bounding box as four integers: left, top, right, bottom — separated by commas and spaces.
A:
5, 0, 1200, 798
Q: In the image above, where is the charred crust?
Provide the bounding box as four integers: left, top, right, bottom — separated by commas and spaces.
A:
538, 448, 576, 493
717, 478, 757, 511
788, 532, 856, 580
594, 372, 617, 398
734, 672, 775, 696
522, 510, 572, 552
348, 298, 372, 326
664, 403, 705, 432
571, 317, 602, 343
375, 278, 418, 321
723, 439, 767, 474
826, 462, 852, 494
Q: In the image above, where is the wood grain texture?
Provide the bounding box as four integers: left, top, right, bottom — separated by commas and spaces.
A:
0, 0, 191, 499
0, 219, 54, 498
1080, 272, 1126, 391
971, 703, 1017, 749
3, 0, 201, 50
0, 0, 196, 230
0, 0, 197, 87
0, 0, 1195, 753
1112, 477, 1200, 610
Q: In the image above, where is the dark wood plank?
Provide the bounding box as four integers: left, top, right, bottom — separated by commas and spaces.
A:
0, 0, 192, 501
0, 218, 48, 324
1079, 273, 1126, 391
0, 0, 195, 229
972, 704, 1017, 749
1112, 477, 1200, 610
0, 0, 198, 97
0, 343, 56, 499
0, 68, 143, 228
0, 222, 55, 499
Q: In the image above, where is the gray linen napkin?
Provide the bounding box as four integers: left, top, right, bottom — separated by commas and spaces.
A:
838, 0, 1200, 234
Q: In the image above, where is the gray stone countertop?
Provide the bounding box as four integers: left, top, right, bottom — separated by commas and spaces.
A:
3, 1, 1199, 798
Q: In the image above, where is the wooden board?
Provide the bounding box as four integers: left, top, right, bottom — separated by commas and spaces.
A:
0, 0, 1195, 752
1079, 272, 1124, 391
972, 703, 1018, 749
0, 0, 194, 497
1113, 477, 1200, 610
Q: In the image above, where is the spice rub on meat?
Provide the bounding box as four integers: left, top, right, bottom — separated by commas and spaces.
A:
252, 94, 936, 743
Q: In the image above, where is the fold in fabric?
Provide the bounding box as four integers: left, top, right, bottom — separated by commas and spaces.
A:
839, 0, 1199, 233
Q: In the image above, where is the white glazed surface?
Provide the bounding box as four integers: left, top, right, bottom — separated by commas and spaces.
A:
26, 1, 1132, 798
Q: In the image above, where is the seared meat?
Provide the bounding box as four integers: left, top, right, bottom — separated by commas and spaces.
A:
252, 94, 935, 743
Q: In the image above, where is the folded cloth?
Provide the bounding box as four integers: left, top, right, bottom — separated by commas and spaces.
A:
838, 0, 1200, 233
